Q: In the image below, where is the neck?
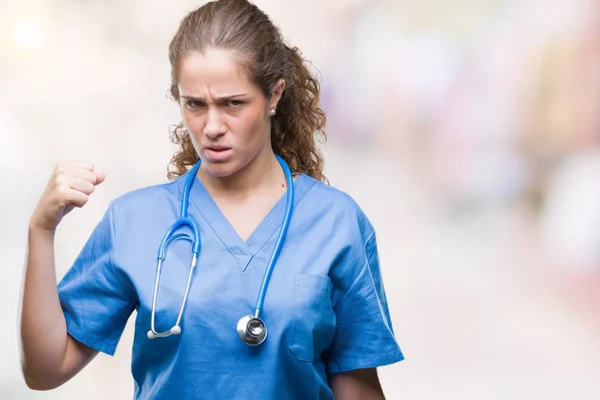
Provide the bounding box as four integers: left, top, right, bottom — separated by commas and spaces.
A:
198, 146, 282, 199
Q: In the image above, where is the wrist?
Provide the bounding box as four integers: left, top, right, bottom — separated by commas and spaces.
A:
28, 219, 57, 238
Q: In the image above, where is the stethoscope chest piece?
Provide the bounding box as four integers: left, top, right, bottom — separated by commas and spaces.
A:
237, 315, 267, 346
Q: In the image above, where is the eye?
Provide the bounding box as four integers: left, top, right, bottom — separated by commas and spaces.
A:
185, 100, 205, 110
226, 99, 244, 109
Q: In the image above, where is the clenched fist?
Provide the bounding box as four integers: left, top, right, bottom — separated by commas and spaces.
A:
30, 161, 105, 232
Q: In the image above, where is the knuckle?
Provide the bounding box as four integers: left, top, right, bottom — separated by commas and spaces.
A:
55, 185, 70, 199
55, 161, 68, 172
80, 161, 94, 171
53, 173, 68, 187
50, 181, 63, 194
84, 171, 96, 184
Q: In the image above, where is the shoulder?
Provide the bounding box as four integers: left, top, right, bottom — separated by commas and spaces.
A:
301, 177, 381, 299
302, 175, 374, 243
108, 175, 185, 217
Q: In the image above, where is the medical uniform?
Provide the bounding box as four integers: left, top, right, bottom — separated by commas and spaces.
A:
58, 170, 404, 399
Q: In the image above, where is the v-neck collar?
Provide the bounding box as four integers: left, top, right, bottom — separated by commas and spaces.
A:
184, 172, 314, 271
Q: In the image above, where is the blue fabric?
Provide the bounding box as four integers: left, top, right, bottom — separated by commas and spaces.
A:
58, 172, 404, 399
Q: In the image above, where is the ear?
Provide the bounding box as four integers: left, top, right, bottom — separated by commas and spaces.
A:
269, 79, 285, 111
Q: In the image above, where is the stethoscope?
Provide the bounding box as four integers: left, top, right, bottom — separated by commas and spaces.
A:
147, 154, 294, 346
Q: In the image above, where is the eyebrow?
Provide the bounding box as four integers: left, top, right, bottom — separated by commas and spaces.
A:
181, 93, 248, 101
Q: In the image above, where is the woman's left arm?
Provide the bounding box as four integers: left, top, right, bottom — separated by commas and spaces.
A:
328, 368, 386, 399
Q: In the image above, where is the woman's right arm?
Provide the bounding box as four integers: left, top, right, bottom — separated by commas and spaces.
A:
20, 161, 105, 390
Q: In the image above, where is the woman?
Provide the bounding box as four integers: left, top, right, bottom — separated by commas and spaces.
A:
20, 0, 404, 398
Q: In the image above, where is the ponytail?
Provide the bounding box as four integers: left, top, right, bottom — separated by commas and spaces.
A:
270, 45, 327, 182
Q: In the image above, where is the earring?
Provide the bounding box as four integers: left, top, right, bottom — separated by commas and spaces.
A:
270, 109, 276, 116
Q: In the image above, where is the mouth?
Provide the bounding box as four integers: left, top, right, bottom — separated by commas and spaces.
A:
204, 146, 233, 162
205, 146, 231, 152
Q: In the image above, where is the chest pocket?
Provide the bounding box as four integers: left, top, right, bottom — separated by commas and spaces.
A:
289, 273, 336, 363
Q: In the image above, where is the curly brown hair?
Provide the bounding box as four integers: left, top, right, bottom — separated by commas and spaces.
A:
166, 0, 327, 182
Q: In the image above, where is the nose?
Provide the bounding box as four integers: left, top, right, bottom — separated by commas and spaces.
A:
203, 108, 227, 139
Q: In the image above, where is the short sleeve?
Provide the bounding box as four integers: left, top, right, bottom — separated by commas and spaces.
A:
324, 229, 404, 373
57, 205, 135, 356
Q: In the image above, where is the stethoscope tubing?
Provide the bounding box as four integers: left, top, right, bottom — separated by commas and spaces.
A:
253, 156, 294, 318
147, 155, 294, 344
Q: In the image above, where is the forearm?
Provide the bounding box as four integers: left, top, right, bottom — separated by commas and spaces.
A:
20, 225, 70, 388
332, 386, 385, 400
19, 161, 103, 389
329, 369, 386, 400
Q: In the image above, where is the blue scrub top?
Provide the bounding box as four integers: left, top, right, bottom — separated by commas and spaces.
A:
58, 171, 404, 399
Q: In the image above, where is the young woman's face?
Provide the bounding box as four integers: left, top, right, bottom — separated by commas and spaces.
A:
177, 49, 282, 178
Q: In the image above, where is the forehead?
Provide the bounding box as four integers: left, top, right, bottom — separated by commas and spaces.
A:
177, 49, 257, 95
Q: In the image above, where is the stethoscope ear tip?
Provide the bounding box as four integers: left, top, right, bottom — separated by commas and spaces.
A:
147, 326, 181, 339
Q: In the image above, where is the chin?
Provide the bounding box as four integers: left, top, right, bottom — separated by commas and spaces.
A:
202, 160, 240, 178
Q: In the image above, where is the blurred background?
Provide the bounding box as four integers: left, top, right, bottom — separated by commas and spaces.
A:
2, 0, 600, 398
